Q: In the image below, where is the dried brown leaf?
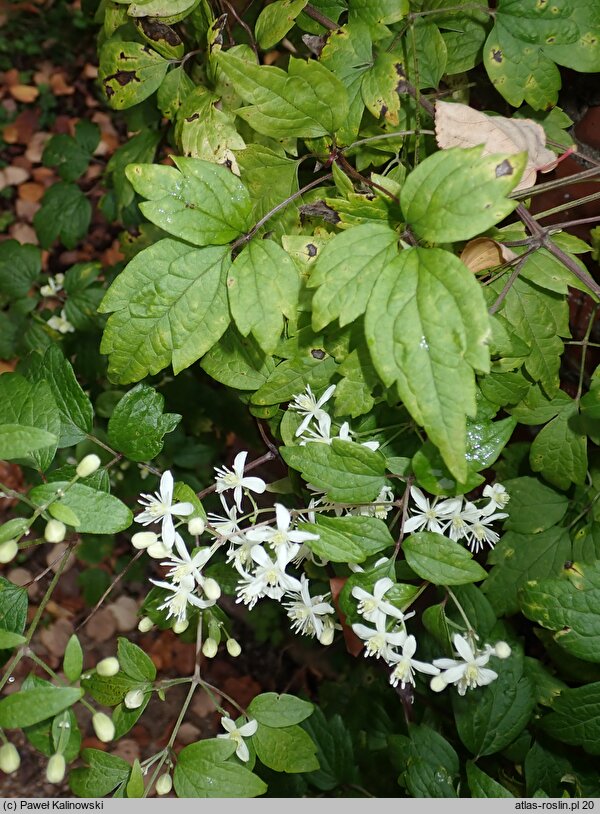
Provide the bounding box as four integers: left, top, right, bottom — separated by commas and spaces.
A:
460, 237, 517, 273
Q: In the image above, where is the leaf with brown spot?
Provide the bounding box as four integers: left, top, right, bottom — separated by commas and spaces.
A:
98, 41, 168, 110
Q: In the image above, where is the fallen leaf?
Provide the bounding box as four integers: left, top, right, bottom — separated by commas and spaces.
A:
0, 165, 29, 190
15, 198, 40, 220
111, 739, 140, 763
9, 85, 40, 103
330, 576, 363, 657
85, 606, 117, 642
24, 131, 51, 163
435, 100, 558, 191
18, 181, 44, 202
46, 541, 76, 573
49, 72, 74, 96
9, 222, 37, 244
39, 618, 74, 659
3, 108, 39, 144
107, 596, 139, 631
177, 722, 201, 744
460, 237, 517, 273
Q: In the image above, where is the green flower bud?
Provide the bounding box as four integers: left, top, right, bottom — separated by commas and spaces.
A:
92, 712, 115, 743
202, 638, 218, 658
156, 773, 173, 796
172, 619, 189, 634
0, 742, 20, 773
138, 616, 154, 633
76, 454, 101, 478
46, 753, 66, 784
226, 639, 241, 658
96, 657, 120, 677
44, 519, 66, 543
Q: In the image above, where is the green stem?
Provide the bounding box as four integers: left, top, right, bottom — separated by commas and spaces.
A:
25, 543, 75, 645
576, 305, 599, 402
533, 189, 600, 221
446, 587, 475, 636
510, 166, 600, 199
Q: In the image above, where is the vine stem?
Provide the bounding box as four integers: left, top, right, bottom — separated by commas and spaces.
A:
510, 165, 600, 199
394, 476, 414, 554
75, 549, 145, 632
302, 3, 339, 30
196, 449, 276, 500
335, 154, 400, 204
532, 189, 600, 221
488, 257, 529, 315
576, 304, 599, 402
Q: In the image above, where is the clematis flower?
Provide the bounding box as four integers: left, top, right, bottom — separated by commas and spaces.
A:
214, 451, 266, 511
403, 486, 460, 535
432, 633, 498, 696
289, 384, 336, 437
136, 470, 194, 548
463, 510, 508, 553
283, 574, 335, 641
246, 503, 319, 552
352, 616, 408, 662
217, 717, 258, 762
352, 577, 414, 626
47, 309, 75, 335
482, 483, 510, 512
149, 574, 215, 625
160, 532, 216, 591
388, 635, 440, 689
236, 544, 301, 608
40, 273, 64, 298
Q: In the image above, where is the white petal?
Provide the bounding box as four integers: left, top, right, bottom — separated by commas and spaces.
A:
275, 503, 291, 532
160, 470, 174, 504
411, 660, 440, 676
403, 515, 426, 534
241, 476, 266, 494
171, 501, 194, 517
403, 635, 417, 659
440, 664, 468, 684
250, 546, 271, 567
453, 634, 475, 663
161, 515, 176, 547
220, 717, 236, 733
238, 719, 258, 737
373, 577, 393, 599
317, 384, 336, 407
410, 486, 429, 512
233, 450, 249, 477
476, 667, 498, 686
236, 740, 250, 762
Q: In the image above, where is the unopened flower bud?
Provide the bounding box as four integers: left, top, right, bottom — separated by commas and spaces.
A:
156, 773, 173, 796
202, 637, 218, 658
132, 531, 158, 550
494, 641, 512, 659
138, 616, 154, 633
226, 638, 241, 657
124, 689, 145, 710
44, 520, 66, 543
96, 657, 120, 677
0, 539, 18, 564
92, 712, 115, 743
203, 578, 221, 601
0, 742, 20, 773
187, 517, 205, 536
172, 619, 189, 634
148, 541, 171, 559
430, 675, 447, 693
46, 753, 66, 784
76, 454, 101, 478
318, 624, 335, 646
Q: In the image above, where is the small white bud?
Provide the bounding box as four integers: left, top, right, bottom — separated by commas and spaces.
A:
0, 539, 18, 564
96, 657, 120, 677
46, 753, 66, 784
172, 619, 189, 634
0, 742, 20, 773
138, 616, 154, 633
187, 517, 205, 536
494, 641, 512, 659
156, 773, 173, 796
124, 689, 145, 710
92, 712, 115, 743
131, 531, 158, 550
148, 541, 172, 559
226, 638, 241, 657
44, 520, 66, 543
202, 638, 218, 658
203, 578, 221, 601
318, 624, 335, 646
430, 675, 448, 693
76, 454, 101, 478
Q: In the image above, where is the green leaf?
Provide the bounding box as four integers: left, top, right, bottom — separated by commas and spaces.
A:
543, 0, 600, 71
126, 759, 144, 798
117, 637, 157, 682
0, 425, 57, 461
0, 577, 28, 636
216, 51, 348, 138
0, 630, 26, 649
106, 130, 162, 211
412, 441, 484, 497
175, 86, 246, 164
0, 373, 60, 471
0, 686, 83, 728
253, 722, 319, 773
29, 482, 133, 535
81, 672, 140, 707
309, 223, 398, 331
282, 439, 386, 503
403, 531, 488, 586
158, 65, 195, 119
108, 384, 181, 462
200, 328, 275, 391
174, 739, 267, 797
467, 761, 514, 797
361, 51, 402, 124
348, 0, 409, 39
100, 240, 231, 383
453, 649, 535, 756
503, 476, 568, 533
255, 0, 308, 48
524, 741, 572, 797
405, 19, 448, 89
247, 693, 313, 727
99, 41, 169, 109
300, 514, 394, 563
483, 526, 572, 617
125, 157, 251, 246
365, 247, 490, 481
539, 682, 600, 755
301, 708, 355, 791
42, 122, 100, 182
253, 356, 337, 406
237, 145, 299, 230
33, 182, 91, 250
530, 404, 587, 489
112, 693, 151, 740
227, 240, 300, 355
63, 634, 84, 682
401, 147, 525, 243
401, 725, 459, 798
520, 561, 600, 663
0, 240, 41, 298
25, 345, 94, 448
437, 4, 490, 74
127, 0, 197, 17
70, 749, 131, 798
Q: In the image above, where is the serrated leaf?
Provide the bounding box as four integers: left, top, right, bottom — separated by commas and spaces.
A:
237, 145, 299, 230
100, 240, 231, 384
217, 51, 348, 138
29, 482, 132, 535
126, 157, 251, 246
301, 708, 355, 791
467, 761, 514, 797
108, 384, 180, 461
0, 425, 57, 461
0, 577, 28, 636
174, 739, 266, 797
253, 723, 319, 773
200, 327, 275, 391
0, 686, 83, 728
227, 240, 300, 354
255, 0, 308, 49
247, 693, 313, 727
252, 356, 337, 406
529, 404, 587, 489
281, 439, 386, 503
299, 514, 394, 563
402, 725, 459, 798
543, 0, 600, 71
0, 630, 26, 649
524, 741, 572, 797
412, 441, 484, 497
400, 146, 525, 242
0, 374, 60, 471
403, 531, 488, 586
365, 247, 490, 481
539, 682, 600, 755
80, 672, 140, 707
33, 182, 91, 250
503, 476, 568, 533
99, 41, 168, 109
483, 526, 571, 616
0, 241, 41, 298
70, 749, 131, 798
348, 0, 409, 39
42, 122, 100, 182
361, 51, 402, 124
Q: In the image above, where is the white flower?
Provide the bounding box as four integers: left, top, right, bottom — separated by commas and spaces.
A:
150, 574, 214, 624
388, 635, 440, 689
351, 577, 414, 626
47, 309, 75, 334
160, 532, 215, 589
354, 485, 395, 520
283, 575, 335, 640
289, 384, 335, 437
337, 422, 380, 451
236, 544, 301, 608
136, 470, 194, 547
217, 717, 258, 762
432, 633, 498, 696
208, 496, 243, 540
214, 451, 266, 511
482, 483, 510, 512
444, 500, 478, 542
298, 420, 334, 446
352, 616, 408, 663
246, 503, 319, 552
40, 273, 64, 297
463, 510, 508, 553
403, 487, 460, 535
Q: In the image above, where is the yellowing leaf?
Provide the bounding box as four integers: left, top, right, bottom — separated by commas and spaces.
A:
460, 238, 517, 273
